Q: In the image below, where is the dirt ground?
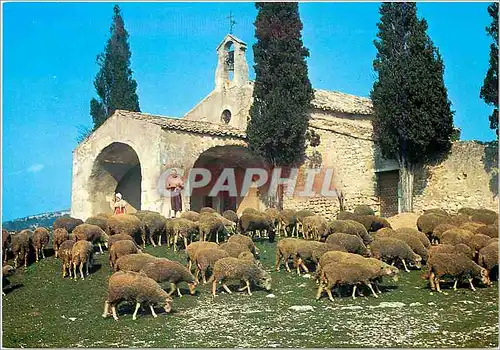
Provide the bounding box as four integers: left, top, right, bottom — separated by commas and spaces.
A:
2, 239, 498, 348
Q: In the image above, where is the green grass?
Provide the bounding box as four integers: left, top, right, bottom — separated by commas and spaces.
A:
2, 240, 498, 348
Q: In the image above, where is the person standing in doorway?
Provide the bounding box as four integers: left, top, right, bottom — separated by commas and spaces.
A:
165, 169, 184, 218
111, 193, 128, 215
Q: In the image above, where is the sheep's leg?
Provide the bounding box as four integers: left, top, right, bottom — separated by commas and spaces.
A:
275, 251, 282, 272
351, 285, 357, 300
111, 305, 119, 321
245, 280, 252, 296
194, 265, 200, 283
142, 234, 146, 249
184, 237, 188, 251
102, 301, 110, 318
367, 282, 379, 298
176, 283, 183, 297
315, 285, 324, 300
429, 272, 436, 290
401, 259, 410, 273
14, 255, 18, 269
453, 280, 458, 290
41, 248, 46, 259
285, 260, 292, 273
173, 234, 178, 252
86, 259, 90, 276
157, 235, 162, 247
374, 281, 382, 294
300, 262, 310, 274
326, 287, 335, 302
435, 278, 441, 293
212, 280, 217, 297
222, 283, 232, 294
98, 243, 103, 254
188, 259, 192, 271
62, 263, 66, 278
35, 249, 39, 262
202, 269, 207, 284
73, 263, 78, 280
468, 279, 476, 292
149, 234, 156, 247
167, 283, 176, 296
216, 231, 219, 244
24, 253, 28, 267
150, 305, 158, 318
132, 302, 141, 320
80, 262, 85, 280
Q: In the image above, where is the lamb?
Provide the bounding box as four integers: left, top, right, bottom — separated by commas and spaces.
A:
425, 252, 491, 292
279, 209, 298, 237
106, 214, 146, 247
370, 237, 422, 272
186, 241, 219, 271
227, 234, 259, 256
11, 230, 32, 268
239, 212, 275, 239
3, 229, 11, 263
53, 216, 84, 233
2, 265, 15, 296
475, 224, 498, 238
209, 257, 272, 297
325, 233, 371, 257
395, 227, 431, 248
428, 243, 474, 260
353, 205, 375, 216
103, 271, 173, 321
109, 240, 142, 269
478, 242, 498, 281
180, 210, 201, 222
316, 260, 399, 301
200, 207, 216, 214
193, 247, 230, 283
392, 232, 429, 262
84, 216, 108, 232
220, 241, 251, 258
115, 253, 158, 273
107, 233, 137, 249
142, 213, 167, 247
140, 259, 197, 297
171, 218, 198, 251
71, 240, 95, 280
31, 227, 50, 262
275, 238, 301, 272
52, 228, 69, 258
72, 224, 109, 253
302, 215, 328, 241
440, 228, 474, 246
59, 240, 75, 278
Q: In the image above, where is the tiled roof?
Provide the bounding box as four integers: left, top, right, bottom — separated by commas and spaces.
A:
115, 110, 247, 139
311, 89, 373, 115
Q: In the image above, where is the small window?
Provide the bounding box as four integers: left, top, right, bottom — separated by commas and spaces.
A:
221, 109, 231, 124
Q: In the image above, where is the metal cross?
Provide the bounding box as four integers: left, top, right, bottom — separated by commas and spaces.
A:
227, 12, 236, 34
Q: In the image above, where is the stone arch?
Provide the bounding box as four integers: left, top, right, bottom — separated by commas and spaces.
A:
88, 142, 142, 215
189, 145, 268, 214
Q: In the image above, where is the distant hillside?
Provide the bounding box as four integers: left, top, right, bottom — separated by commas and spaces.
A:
2, 210, 71, 231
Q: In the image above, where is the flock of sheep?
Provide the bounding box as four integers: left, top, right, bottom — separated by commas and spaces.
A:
1, 204, 498, 321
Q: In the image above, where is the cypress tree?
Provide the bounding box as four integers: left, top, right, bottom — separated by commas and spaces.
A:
247, 2, 314, 168
90, 5, 140, 130
371, 2, 454, 212
480, 2, 498, 137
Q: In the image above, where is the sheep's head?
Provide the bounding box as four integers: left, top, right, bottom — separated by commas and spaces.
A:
188, 281, 197, 295
256, 270, 272, 291
162, 297, 173, 313
480, 267, 492, 287
411, 255, 422, 269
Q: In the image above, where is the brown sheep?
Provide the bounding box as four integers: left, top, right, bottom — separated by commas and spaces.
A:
106, 214, 145, 247
71, 240, 95, 280
293, 240, 329, 274
109, 240, 142, 269
32, 227, 50, 262
12, 230, 32, 268
171, 218, 199, 251
220, 241, 250, 258
370, 237, 422, 272
2, 264, 15, 296
460, 221, 486, 233
198, 214, 226, 243
264, 208, 280, 229
440, 228, 474, 246
353, 205, 375, 216
475, 225, 499, 238
296, 210, 315, 235
478, 242, 499, 281
432, 223, 457, 243
59, 240, 75, 278
279, 209, 298, 237
239, 212, 275, 239
395, 227, 431, 248
423, 208, 449, 217
193, 247, 230, 283
85, 216, 108, 232
103, 271, 173, 321
275, 237, 301, 272
467, 234, 496, 257
107, 233, 137, 249
209, 257, 272, 297
471, 209, 498, 225
222, 210, 239, 225
186, 241, 219, 271
330, 220, 372, 246
3, 229, 11, 263
53, 216, 84, 233
227, 234, 258, 256
180, 211, 201, 222
115, 253, 158, 273
429, 243, 474, 260
52, 228, 69, 258
200, 207, 216, 214
417, 213, 449, 237
425, 253, 491, 292
325, 233, 370, 257
141, 259, 197, 297
142, 213, 167, 247
72, 224, 109, 253
392, 232, 429, 262
447, 214, 471, 227
302, 215, 328, 241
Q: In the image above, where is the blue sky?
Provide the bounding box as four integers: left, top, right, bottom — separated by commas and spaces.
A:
2, 2, 496, 221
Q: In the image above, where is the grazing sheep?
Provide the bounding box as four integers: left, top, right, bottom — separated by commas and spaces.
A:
424, 208, 449, 217
392, 232, 429, 262
475, 225, 498, 238
220, 241, 250, 258
478, 242, 499, 281
325, 233, 370, 257
209, 257, 272, 297
132, 210, 159, 221
467, 234, 496, 257
323, 220, 351, 241
12, 230, 32, 268
279, 209, 298, 237
448, 214, 471, 227
72, 224, 109, 254
296, 210, 315, 234
186, 241, 219, 271
3, 229, 12, 263
141, 259, 197, 297
59, 240, 75, 278
193, 248, 230, 283
109, 240, 142, 269
103, 271, 173, 321
107, 233, 137, 249
343, 220, 373, 246
395, 227, 431, 248
275, 238, 301, 272
239, 212, 275, 239
227, 234, 258, 256
52, 228, 69, 258
417, 213, 450, 238
222, 210, 238, 225
242, 208, 261, 215
293, 240, 329, 274
317, 260, 399, 301
32, 227, 50, 262
106, 214, 145, 248
366, 216, 392, 232
85, 216, 108, 232
336, 211, 358, 221
370, 237, 422, 272
264, 208, 280, 228
115, 253, 158, 273
458, 207, 477, 217
471, 209, 498, 225
200, 207, 216, 214
425, 253, 491, 292
460, 221, 486, 233
2, 265, 15, 296
237, 251, 261, 265
53, 216, 84, 233
198, 214, 227, 244
302, 215, 328, 241
142, 213, 167, 247
353, 205, 375, 216
71, 240, 95, 280
429, 243, 474, 260
180, 211, 201, 222
310, 243, 346, 267
170, 218, 198, 251
440, 228, 474, 246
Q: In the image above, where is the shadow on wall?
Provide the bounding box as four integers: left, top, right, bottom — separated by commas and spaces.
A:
482, 141, 498, 198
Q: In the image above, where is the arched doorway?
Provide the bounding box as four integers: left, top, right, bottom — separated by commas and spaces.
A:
88, 142, 142, 215
190, 145, 268, 214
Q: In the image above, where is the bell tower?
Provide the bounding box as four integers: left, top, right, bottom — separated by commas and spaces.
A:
215, 34, 249, 90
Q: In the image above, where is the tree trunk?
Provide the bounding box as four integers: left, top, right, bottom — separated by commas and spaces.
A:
399, 157, 415, 213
